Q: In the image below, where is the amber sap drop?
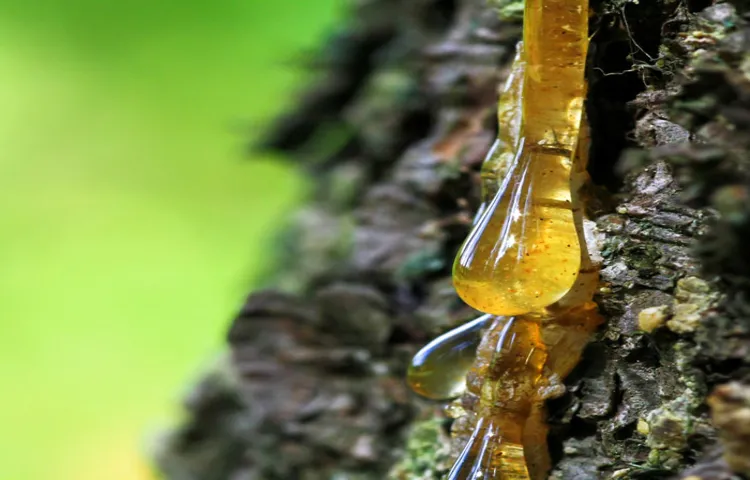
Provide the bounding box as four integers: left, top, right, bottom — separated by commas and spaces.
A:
453, 144, 581, 316
408, 315, 493, 400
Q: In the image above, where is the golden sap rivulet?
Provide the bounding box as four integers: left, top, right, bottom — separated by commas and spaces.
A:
408, 0, 603, 478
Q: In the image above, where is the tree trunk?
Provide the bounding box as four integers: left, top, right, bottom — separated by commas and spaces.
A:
153, 0, 750, 478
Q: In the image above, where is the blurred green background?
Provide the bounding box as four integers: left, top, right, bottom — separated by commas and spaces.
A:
0, 1, 341, 478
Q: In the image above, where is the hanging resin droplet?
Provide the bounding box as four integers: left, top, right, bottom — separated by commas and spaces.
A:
453, 143, 582, 316
452, 0, 589, 317
407, 314, 494, 400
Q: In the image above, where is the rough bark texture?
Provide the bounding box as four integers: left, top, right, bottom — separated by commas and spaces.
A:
153, 0, 750, 479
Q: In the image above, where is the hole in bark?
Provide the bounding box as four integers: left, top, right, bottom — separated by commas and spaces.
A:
587, 1, 676, 189
588, 39, 643, 191
613, 420, 637, 440
570, 417, 599, 439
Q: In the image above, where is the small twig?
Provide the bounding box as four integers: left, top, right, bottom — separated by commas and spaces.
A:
621, 6, 656, 62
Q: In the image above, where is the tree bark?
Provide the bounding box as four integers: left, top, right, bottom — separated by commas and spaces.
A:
153, 0, 750, 479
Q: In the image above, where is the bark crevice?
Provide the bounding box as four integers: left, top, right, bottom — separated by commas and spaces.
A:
154, 1, 750, 479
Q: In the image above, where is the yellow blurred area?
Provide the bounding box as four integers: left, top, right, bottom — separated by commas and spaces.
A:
0, 1, 341, 479
59, 424, 156, 480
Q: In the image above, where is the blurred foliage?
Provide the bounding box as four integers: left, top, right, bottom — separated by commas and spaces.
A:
0, 0, 342, 479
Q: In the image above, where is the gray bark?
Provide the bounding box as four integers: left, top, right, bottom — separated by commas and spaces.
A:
152, 1, 750, 478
